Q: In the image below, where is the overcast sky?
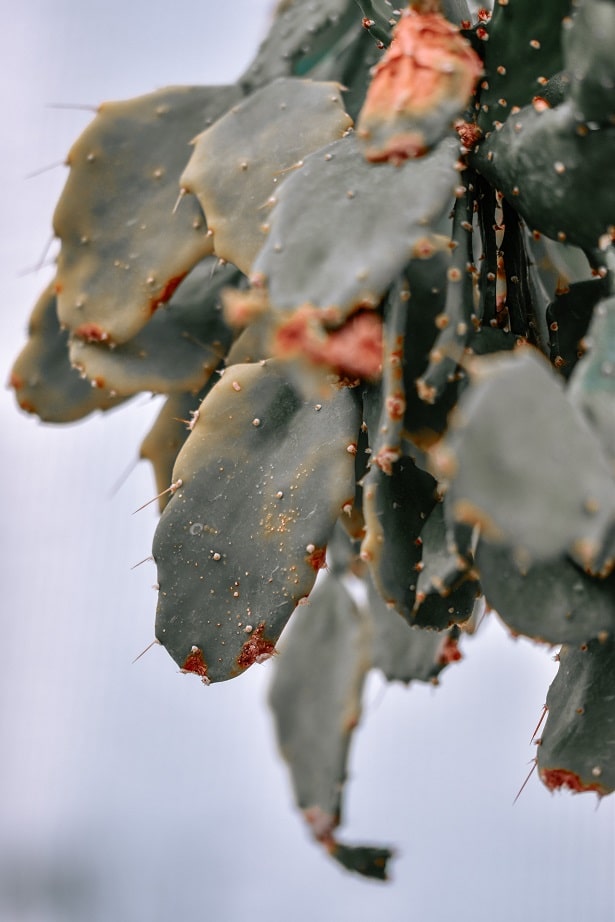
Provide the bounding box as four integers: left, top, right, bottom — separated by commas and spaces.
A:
1, 2, 613, 921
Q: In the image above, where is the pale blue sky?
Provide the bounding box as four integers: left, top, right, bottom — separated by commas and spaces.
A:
1, 3, 613, 920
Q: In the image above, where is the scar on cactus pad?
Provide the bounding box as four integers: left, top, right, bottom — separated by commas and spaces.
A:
10, 0, 615, 881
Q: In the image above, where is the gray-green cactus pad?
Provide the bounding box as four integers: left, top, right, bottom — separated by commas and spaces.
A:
68, 261, 237, 396
538, 637, 615, 795
546, 278, 609, 381
434, 349, 615, 575
54, 84, 241, 343
270, 574, 370, 820
477, 0, 570, 133
472, 102, 615, 251
140, 386, 215, 512
252, 133, 459, 323
239, 0, 358, 89
476, 541, 615, 644
153, 361, 361, 683
181, 78, 352, 275
411, 500, 480, 630
568, 295, 615, 472
367, 579, 464, 683
564, 0, 615, 123
361, 457, 437, 621
10, 282, 126, 422
270, 572, 393, 879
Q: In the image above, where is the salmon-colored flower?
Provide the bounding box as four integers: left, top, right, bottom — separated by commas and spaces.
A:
274, 306, 383, 381
357, 8, 483, 163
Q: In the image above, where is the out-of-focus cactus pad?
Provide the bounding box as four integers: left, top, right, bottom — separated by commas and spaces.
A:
433, 349, 615, 575
10, 282, 126, 422
68, 260, 237, 396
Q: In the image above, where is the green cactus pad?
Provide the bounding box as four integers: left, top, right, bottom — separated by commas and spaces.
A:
367, 579, 464, 683
538, 637, 615, 795
10, 282, 126, 422
270, 576, 369, 824
563, 0, 615, 123
568, 295, 615, 471
153, 361, 361, 683
269, 573, 393, 880
180, 78, 352, 275
546, 278, 609, 380
386, 255, 460, 448
476, 542, 615, 645
361, 457, 437, 621
472, 102, 615, 251
239, 0, 358, 89
477, 0, 570, 133
54, 84, 241, 344
252, 133, 459, 324
433, 349, 615, 575
68, 261, 237, 396
140, 385, 217, 512
411, 500, 480, 630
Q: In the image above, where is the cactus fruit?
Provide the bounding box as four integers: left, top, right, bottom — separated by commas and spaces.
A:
12, 0, 615, 879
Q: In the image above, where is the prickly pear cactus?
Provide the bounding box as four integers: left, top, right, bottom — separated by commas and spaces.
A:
11, 0, 615, 881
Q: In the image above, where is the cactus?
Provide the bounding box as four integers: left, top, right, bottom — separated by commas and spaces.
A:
11, 0, 615, 881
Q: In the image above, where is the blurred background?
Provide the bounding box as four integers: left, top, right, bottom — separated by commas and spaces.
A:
1, 2, 613, 920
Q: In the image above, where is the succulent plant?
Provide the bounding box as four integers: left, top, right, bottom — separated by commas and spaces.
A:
11, 0, 615, 880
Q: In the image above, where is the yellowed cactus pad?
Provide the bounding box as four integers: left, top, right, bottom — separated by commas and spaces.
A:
181, 78, 353, 274
54, 84, 241, 344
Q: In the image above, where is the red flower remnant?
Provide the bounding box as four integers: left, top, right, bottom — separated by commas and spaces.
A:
540, 768, 607, 796
303, 806, 338, 844
306, 546, 328, 572
223, 287, 269, 328
236, 622, 276, 671
275, 307, 383, 381
455, 119, 482, 151
437, 635, 463, 665
148, 272, 187, 315
74, 322, 110, 343
181, 645, 210, 684
357, 7, 483, 163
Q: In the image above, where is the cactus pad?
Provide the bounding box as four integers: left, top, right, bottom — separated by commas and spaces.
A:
10, 282, 125, 422
538, 637, 615, 796
68, 260, 237, 396
180, 78, 353, 275
153, 361, 361, 683
433, 349, 615, 575
54, 84, 241, 343
251, 132, 459, 324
